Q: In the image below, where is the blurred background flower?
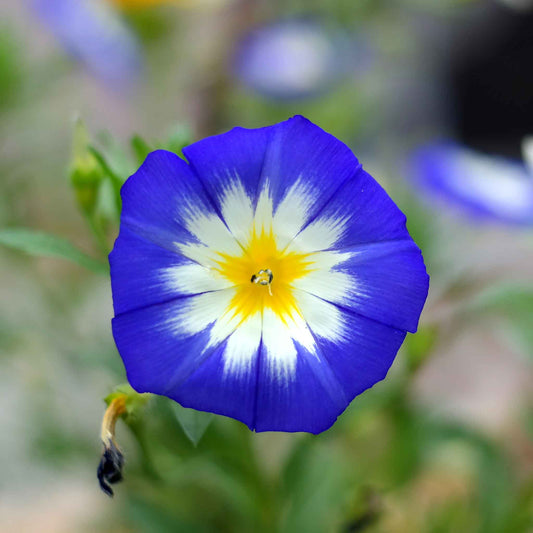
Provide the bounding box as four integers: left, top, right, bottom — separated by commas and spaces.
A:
409, 141, 533, 225
234, 18, 365, 101
31, 0, 142, 85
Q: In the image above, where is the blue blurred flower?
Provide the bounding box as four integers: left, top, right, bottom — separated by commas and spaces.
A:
110, 116, 429, 433
410, 141, 533, 225
234, 19, 362, 100
32, 0, 141, 85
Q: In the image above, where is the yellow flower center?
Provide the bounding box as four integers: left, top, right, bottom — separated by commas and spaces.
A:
214, 228, 314, 323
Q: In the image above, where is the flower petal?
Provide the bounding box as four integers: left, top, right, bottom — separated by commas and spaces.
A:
112, 287, 243, 390
287, 168, 411, 253
120, 150, 237, 253
259, 116, 361, 240
182, 126, 270, 229
183, 116, 361, 247
113, 289, 405, 433
168, 314, 262, 428
296, 291, 406, 412
253, 292, 406, 433
110, 226, 233, 315
112, 299, 218, 395
292, 240, 429, 332
253, 340, 347, 433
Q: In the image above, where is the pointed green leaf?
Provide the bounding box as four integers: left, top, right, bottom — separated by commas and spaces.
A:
403, 325, 438, 373
171, 403, 214, 446
281, 439, 349, 533
0, 228, 108, 274
88, 146, 124, 188
130, 134, 152, 165
87, 145, 124, 218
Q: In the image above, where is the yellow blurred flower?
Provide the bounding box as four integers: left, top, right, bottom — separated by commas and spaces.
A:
110, 0, 232, 9
111, 0, 176, 7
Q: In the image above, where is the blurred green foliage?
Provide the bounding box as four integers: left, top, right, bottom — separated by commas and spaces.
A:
87, 376, 532, 532
469, 284, 533, 361
0, 27, 23, 110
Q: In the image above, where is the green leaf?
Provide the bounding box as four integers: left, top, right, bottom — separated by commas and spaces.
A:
403, 325, 438, 373
131, 134, 152, 165
171, 403, 214, 447
88, 145, 124, 189
126, 495, 207, 533
87, 145, 125, 219
280, 438, 349, 533
0, 228, 108, 274
469, 283, 533, 359
94, 129, 135, 181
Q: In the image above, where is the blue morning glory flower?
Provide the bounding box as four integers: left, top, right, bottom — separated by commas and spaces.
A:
32, 0, 141, 85
410, 141, 533, 226
234, 19, 360, 101
110, 116, 429, 433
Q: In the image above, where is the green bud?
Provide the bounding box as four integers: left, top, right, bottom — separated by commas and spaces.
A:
69, 118, 105, 216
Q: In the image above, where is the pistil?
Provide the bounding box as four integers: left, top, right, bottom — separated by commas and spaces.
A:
251, 268, 273, 295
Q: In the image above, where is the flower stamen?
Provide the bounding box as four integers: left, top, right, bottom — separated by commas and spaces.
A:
251, 268, 273, 296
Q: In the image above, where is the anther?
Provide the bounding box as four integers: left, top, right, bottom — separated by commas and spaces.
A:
251, 268, 273, 295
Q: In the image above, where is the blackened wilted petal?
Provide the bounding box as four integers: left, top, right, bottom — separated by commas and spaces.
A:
97, 440, 124, 497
